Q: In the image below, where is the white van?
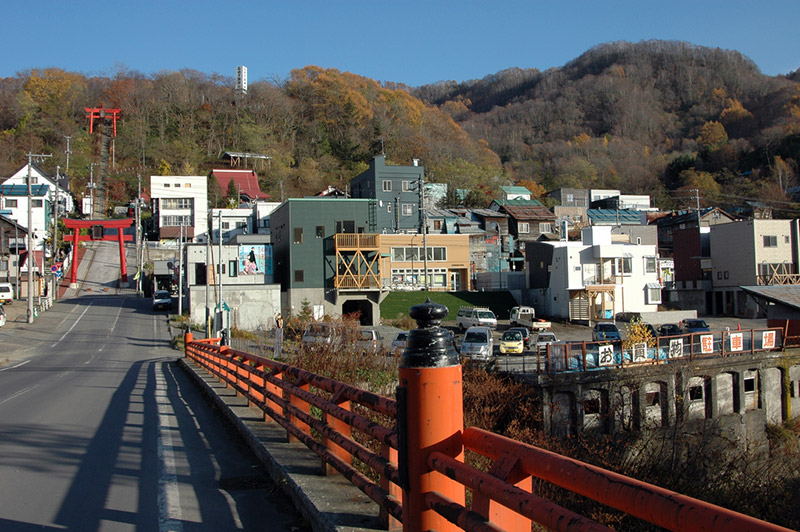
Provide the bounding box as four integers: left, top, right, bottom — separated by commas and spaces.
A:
0, 283, 14, 305
456, 307, 497, 330
460, 326, 494, 361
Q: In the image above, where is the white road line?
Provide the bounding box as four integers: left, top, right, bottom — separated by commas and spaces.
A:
0, 384, 39, 406
51, 301, 94, 347
156, 369, 184, 532
0, 360, 31, 372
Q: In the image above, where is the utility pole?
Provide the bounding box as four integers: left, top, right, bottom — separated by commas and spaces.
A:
418, 175, 429, 290
64, 136, 72, 173
693, 188, 700, 211
52, 166, 60, 301
178, 223, 183, 316
135, 173, 142, 296
205, 213, 211, 337
26, 153, 52, 324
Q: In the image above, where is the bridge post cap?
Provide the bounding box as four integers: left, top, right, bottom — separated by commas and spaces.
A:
409, 298, 448, 329
402, 299, 460, 368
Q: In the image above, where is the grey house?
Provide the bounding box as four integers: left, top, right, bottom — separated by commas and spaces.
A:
350, 155, 423, 233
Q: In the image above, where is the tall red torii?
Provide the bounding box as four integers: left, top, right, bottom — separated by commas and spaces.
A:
62, 218, 134, 285
84, 107, 121, 136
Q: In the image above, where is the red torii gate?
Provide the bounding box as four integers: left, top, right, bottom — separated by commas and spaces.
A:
84, 107, 121, 136
63, 218, 134, 285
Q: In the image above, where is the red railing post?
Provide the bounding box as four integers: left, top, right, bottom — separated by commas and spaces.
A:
322, 393, 351, 476
288, 380, 311, 443
398, 300, 463, 532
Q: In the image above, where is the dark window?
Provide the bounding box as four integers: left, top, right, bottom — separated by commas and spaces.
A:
336, 220, 355, 233
315, 226, 325, 238
195, 263, 207, 285
293, 227, 303, 244
294, 270, 304, 283
763, 235, 777, 247
689, 385, 703, 401
744, 377, 756, 393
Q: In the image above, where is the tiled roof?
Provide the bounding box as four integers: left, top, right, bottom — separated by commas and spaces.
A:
211, 169, 271, 200
501, 204, 555, 221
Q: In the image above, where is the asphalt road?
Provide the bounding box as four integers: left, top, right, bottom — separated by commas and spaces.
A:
0, 242, 307, 532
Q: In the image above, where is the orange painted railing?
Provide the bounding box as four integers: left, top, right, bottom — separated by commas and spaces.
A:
183, 311, 792, 532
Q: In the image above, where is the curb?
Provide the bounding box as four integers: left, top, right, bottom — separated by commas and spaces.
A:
177, 357, 384, 532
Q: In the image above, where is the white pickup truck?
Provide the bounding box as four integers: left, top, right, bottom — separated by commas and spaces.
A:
509, 306, 551, 331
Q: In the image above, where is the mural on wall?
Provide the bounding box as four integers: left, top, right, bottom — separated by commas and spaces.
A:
239, 245, 273, 276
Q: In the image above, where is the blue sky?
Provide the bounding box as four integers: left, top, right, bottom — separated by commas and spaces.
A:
3, 1, 799, 86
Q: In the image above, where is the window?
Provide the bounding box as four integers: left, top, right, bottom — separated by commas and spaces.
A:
294, 270, 304, 283
688, 386, 703, 401
161, 198, 192, 209
647, 285, 662, 304
539, 222, 552, 233
335, 220, 355, 233
5, 199, 17, 208
402, 180, 411, 192
566, 193, 574, 203
222, 222, 230, 229
382, 180, 392, 192
164, 183, 170, 187
387, 203, 391, 213
315, 226, 325, 238
228, 260, 237, 277
391, 246, 447, 261
763, 235, 778, 247
162, 215, 191, 226
401, 204, 413, 216
644, 257, 657, 274
786, 235, 791, 243
433, 220, 442, 230
185, 183, 191, 187
744, 377, 756, 393
293, 227, 303, 244
518, 222, 530, 234
31, 199, 43, 208
236, 221, 247, 229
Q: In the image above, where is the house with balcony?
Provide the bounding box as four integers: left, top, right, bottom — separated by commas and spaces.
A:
496, 203, 556, 269
525, 226, 662, 323
3, 162, 74, 214
709, 219, 800, 317
151, 175, 208, 243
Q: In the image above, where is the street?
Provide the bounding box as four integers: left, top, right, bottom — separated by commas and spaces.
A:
0, 242, 307, 532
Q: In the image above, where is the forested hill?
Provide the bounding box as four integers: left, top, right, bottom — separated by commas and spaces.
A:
416, 41, 800, 215
1, 40, 799, 215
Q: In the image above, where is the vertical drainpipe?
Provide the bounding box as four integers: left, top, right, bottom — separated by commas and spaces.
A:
397, 299, 463, 531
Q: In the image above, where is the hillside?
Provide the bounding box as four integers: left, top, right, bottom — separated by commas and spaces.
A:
417, 40, 800, 215
1, 40, 799, 216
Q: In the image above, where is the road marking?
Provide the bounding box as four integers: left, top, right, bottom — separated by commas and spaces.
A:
0, 384, 39, 406
51, 301, 94, 347
156, 368, 184, 532
0, 360, 31, 372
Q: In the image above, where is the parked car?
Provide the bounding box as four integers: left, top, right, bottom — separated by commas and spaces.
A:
460, 326, 493, 361
0, 282, 14, 304
592, 322, 621, 342
508, 327, 533, 350
355, 329, 383, 354
391, 332, 408, 355
302, 322, 338, 346
456, 307, 497, 330
658, 323, 682, 337
535, 332, 559, 354
0, 305, 6, 327
152, 290, 172, 311
681, 319, 710, 333
499, 330, 524, 355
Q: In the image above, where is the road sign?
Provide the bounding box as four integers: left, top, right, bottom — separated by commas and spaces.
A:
222, 302, 230, 312
51, 265, 59, 273
55, 271, 63, 279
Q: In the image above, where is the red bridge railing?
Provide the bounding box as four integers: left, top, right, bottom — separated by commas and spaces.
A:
183, 302, 791, 532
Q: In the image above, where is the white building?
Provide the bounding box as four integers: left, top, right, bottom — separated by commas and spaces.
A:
151, 175, 208, 243
0, 184, 50, 252
253, 201, 281, 235
3, 163, 74, 214
210, 208, 254, 242
526, 226, 662, 323
235, 66, 247, 95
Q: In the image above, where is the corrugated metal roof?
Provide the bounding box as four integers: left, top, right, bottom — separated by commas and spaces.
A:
0, 184, 50, 196
741, 285, 800, 311
501, 186, 531, 195
211, 169, 271, 200
470, 208, 508, 218
501, 204, 555, 220
587, 209, 641, 224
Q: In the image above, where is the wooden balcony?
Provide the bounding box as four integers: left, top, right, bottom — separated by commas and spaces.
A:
334, 233, 379, 250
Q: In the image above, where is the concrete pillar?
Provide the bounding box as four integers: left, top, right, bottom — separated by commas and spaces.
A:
664, 377, 677, 427
734, 370, 745, 414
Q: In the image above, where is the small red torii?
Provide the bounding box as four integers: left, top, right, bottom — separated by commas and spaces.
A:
84, 107, 121, 137
62, 218, 134, 285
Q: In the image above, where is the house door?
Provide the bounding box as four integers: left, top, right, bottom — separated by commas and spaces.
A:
450, 271, 460, 291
